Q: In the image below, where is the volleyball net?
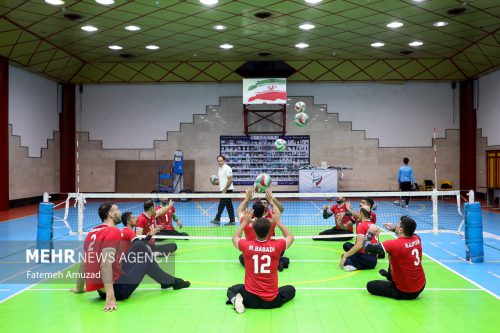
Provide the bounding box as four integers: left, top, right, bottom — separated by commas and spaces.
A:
55, 190, 465, 239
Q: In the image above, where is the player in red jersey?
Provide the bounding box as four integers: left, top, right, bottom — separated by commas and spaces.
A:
226, 205, 295, 313
345, 197, 377, 227
313, 196, 353, 241
120, 211, 162, 255
339, 207, 379, 271
136, 199, 177, 255
70, 202, 190, 312
236, 189, 289, 271
365, 216, 426, 300
156, 198, 188, 237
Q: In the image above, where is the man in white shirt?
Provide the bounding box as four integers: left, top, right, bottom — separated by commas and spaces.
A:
211, 155, 236, 226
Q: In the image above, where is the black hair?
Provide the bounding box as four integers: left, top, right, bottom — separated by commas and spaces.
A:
362, 197, 374, 208
359, 207, 371, 219
121, 211, 133, 225
252, 202, 265, 218
400, 216, 417, 236
98, 202, 116, 222
253, 218, 271, 239
403, 157, 409, 164
144, 199, 155, 212
217, 155, 225, 161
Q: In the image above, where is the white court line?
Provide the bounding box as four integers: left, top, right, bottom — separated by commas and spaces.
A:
424, 252, 500, 300
25, 287, 483, 292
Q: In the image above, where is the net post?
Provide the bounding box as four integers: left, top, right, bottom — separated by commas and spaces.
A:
432, 189, 438, 234
77, 193, 84, 240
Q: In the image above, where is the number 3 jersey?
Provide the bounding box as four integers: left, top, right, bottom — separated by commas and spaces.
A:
238, 238, 287, 301
382, 235, 426, 293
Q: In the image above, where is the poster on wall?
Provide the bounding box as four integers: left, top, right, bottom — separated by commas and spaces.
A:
243, 78, 287, 104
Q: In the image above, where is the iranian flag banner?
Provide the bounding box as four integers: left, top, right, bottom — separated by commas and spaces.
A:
243, 78, 287, 104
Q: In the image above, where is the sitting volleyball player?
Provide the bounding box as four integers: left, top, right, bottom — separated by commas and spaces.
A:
155, 198, 188, 237
364, 216, 426, 300
339, 207, 379, 272
236, 189, 289, 271
313, 196, 353, 241
226, 205, 295, 313
70, 202, 190, 312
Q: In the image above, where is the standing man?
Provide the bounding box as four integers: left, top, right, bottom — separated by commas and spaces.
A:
398, 157, 414, 208
211, 155, 235, 226
226, 205, 295, 313
366, 216, 426, 300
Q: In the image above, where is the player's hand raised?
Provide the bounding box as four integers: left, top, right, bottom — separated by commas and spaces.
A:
265, 189, 273, 202
242, 208, 253, 224
245, 188, 254, 200
368, 224, 380, 235
383, 223, 395, 231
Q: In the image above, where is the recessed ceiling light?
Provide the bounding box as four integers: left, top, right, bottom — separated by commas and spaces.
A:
387, 21, 403, 28
412, 0, 426, 2
146, 45, 159, 50
125, 25, 141, 31
214, 25, 226, 30
371, 42, 385, 48
220, 43, 233, 49
199, 0, 218, 5
409, 41, 423, 47
108, 45, 122, 50
305, 0, 323, 4
299, 23, 315, 30
81, 25, 98, 32
45, 0, 65, 5
433, 21, 448, 27
95, 0, 115, 5
295, 42, 309, 49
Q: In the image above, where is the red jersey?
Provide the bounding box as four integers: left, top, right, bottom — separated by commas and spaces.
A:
356, 221, 378, 254
351, 211, 377, 227
156, 205, 175, 231
241, 214, 276, 241
120, 227, 136, 255
136, 212, 156, 245
83, 224, 123, 292
329, 204, 353, 231
238, 238, 287, 301
383, 235, 426, 293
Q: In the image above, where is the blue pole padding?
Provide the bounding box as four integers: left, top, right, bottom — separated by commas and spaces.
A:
37, 202, 54, 259
464, 202, 484, 263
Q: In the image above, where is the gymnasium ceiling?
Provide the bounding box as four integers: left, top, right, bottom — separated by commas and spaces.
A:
0, 0, 499, 83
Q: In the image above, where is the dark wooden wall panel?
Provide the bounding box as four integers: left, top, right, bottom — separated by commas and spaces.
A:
116, 160, 195, 193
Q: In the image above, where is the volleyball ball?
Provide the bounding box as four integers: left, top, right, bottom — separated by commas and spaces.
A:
274, 138, 287, 152
294, 101, 306, 113
254, 173, 272, 193
295, 112, 309, 127
210, 175, 218, 184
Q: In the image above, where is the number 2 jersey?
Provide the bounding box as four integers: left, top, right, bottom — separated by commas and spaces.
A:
238, 238, 287, 301
382, 235, 426, 293
83, 224, 124, 292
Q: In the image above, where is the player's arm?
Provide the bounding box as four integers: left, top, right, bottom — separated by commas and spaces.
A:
273, 204, 294, 248
100, 247, 117, 311
155, 200, 174, 217
383, 223, 396, 233
69, 263, 85, 293
322, 205, 333, 219
339, 234, 364, 269
346, 202, 361, 220
233, 209, 251, 249
237, 188, 254, 220
173, 213, 182, 229
266, 190, 284, 213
